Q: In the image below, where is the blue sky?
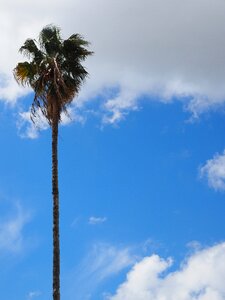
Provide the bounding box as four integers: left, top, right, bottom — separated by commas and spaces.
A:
1, 1, 225, 300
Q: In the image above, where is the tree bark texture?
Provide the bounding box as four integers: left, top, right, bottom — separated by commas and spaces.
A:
52, 106, 60, 300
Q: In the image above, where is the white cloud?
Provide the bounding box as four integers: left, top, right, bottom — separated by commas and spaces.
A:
88, 216, 107, 225
27, 291, 42, 300
200, 150, 225, 191
186, 240, 202, 251
85, 243, 135, 281
17, 107, 84, 139
67, 243, 135, 300
2, 0, 225, 122
108, 242, 225, 300
71, 216, 81, 228
0, 202, 31, 253
17, 110, 49, 139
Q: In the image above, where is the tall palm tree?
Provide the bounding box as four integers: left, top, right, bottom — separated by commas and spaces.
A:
14, 25, 93, 300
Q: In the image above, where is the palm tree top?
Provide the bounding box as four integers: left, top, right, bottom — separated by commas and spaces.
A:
14, 24, 93, 125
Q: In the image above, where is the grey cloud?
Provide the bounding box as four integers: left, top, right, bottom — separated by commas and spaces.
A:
2, 0, 225, 120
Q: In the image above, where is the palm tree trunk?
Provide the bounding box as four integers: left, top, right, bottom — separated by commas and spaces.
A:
52, 106, 60, 300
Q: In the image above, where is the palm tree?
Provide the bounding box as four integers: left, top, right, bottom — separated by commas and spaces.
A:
14, 25, 93, 300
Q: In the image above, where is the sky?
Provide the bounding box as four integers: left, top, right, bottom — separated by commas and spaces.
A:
1, 0, 225, 299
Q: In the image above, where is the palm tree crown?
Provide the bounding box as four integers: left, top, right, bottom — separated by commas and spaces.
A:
14, 24, 93, 123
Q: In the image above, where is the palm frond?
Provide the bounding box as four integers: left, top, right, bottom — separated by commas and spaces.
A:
68, 34, 90, 46
63, 35, 93, 61
39, 25, 62, 56
13, 62, 36, 86
19, 39, 43, 62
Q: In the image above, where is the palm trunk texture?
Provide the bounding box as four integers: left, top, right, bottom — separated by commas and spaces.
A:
52, 109, 60, 300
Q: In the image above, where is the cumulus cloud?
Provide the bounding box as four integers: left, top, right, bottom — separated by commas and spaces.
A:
0, 202, 31, 253
108, 242, 225, 300
88, 216, 107, 225
200, 150, 225, 191
2, 0, 225, 122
